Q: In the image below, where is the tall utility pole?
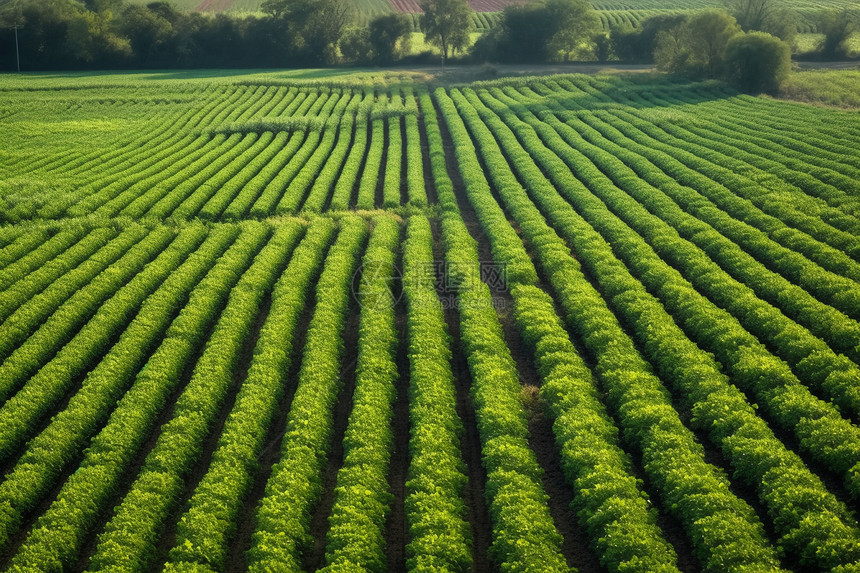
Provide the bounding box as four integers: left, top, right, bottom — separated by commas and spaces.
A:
12, 22, 21, 72
4, 0, 23, 72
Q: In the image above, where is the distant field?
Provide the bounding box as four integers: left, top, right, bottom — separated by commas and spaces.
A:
2, 67, 860, 573
132, 0, 860, 11
125, 0, 859, 34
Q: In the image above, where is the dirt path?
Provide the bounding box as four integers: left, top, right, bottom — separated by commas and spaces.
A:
385, 245, 410, 572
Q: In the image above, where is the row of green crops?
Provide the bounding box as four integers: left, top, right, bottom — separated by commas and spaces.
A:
80, 222, 300, 573
433, 88, 575, 573
478, 86, 860, 478
0, 225, 183, 403
434, 83, 685, 573
321, 216, 400, 572
446, 78, 860, 570
247, 216, 368, 571
2, 85, 420, 223
5, 222, 284, 571
164, 220, 331, 572
401, 215, 472, 572
437, 85, 782, 573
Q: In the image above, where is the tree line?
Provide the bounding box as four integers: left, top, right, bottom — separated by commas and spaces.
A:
0, 0, 856, 91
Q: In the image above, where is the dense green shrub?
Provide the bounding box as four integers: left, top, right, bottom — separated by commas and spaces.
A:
724, 31, 791, 93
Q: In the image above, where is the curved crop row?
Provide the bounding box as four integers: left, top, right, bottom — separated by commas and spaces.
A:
276, 91, 357, 214
478, 87, 860, 492
249, 91, 342, 216
2, 222, 270, 570
198, 131, 287, 220
36, 85, 218, 183
525, 80, 860, 278
0, 225, 88, 292
164, 220, 333, 573
444, 87, 781, 573
30, 86, 217, 213
220, 130, 292, 220
172, 132, 280, 220
302, 92, 369, 213
109, 86, 322, 222
721, 95, 860, 178
382, 88, 404, 209
434, 89, 536, 286
404, 87, 427, 207
401, 215, 472, 573
571, 106, 860, 312
60, 86, 257, 219
0, 224, 226, 467
247, 216, 368, 573
0, 229, 50, 271
436, 88, 573, 573
593, 104, 860, 281
96, 133, 237, 219
247, 131, 311, 217
487, 89, 860, 420
0, 225, 146, 362
329, 89, 374, 210
0, 226, 113, 323
454, 87, 860, 570
80, 222, 303, 573
672, 95, 860, 208
0, 224, 179, 402
615, 104, 860, 260
321, 216, 401, 572
507, 82, 860, 277
641, 85, 860, 227
356, 92, 387, 210
144, 133, 266, 220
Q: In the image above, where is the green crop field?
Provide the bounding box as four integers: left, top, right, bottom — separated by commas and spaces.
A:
1, 67, 860, 573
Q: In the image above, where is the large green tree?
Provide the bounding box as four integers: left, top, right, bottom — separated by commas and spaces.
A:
420, 0, 474, 66
262, 0, 351, 64
723, 30, 790, 93
724, 0, 796, 43
545, 0, 598, 60
474, 0, 597, 63
369, 13, 411, 64
817, 8, 858, 59
609, 13, 687, 63
655, 9, 741, 78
